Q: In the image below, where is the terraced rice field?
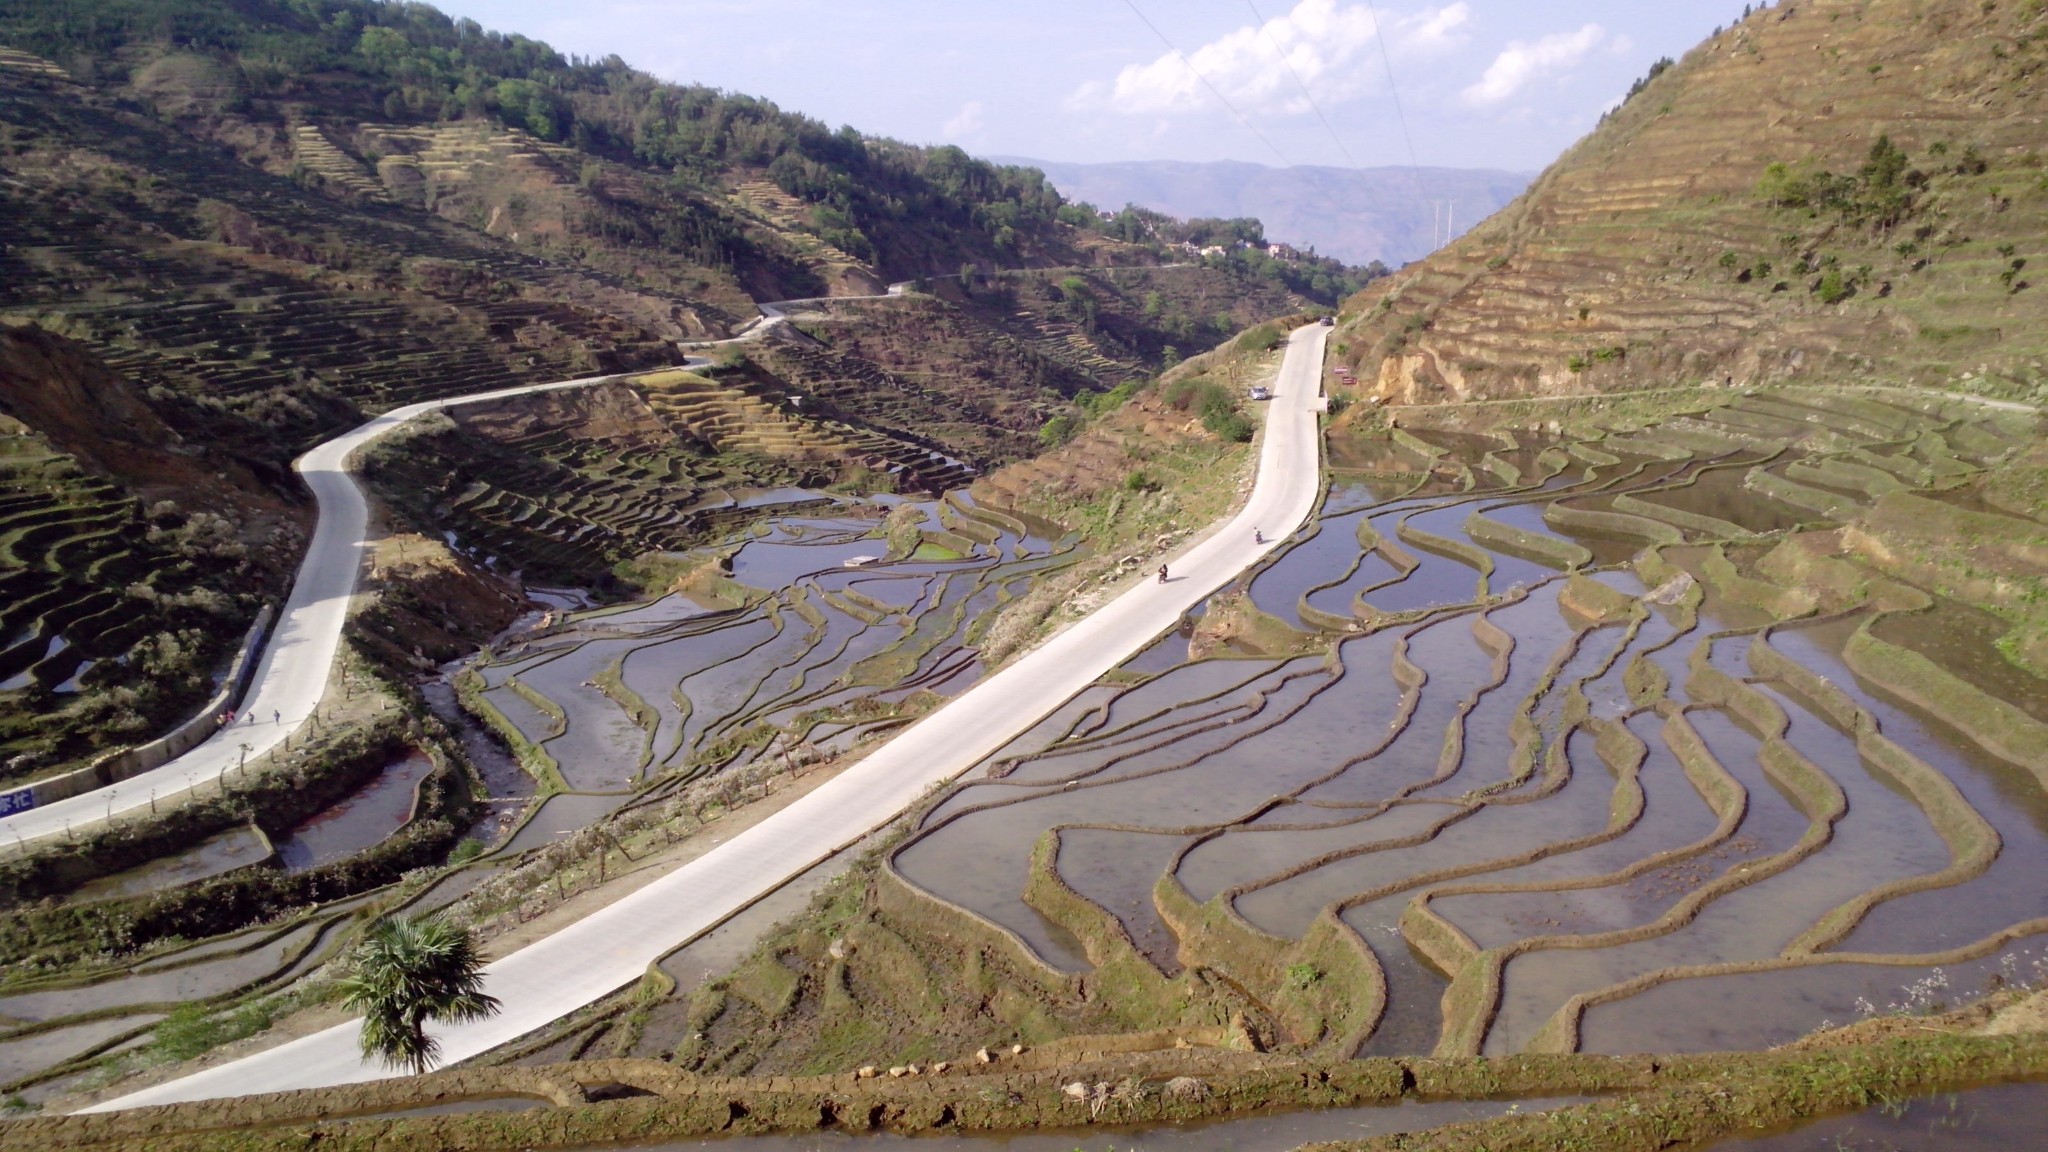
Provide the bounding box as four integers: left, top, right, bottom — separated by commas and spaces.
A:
888, 387, 2048, 1059
469, 494, 1075, 798
0, 490, 1072, 1100
0, 430, 252, 780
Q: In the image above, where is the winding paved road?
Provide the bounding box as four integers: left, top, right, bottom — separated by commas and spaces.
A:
0, 374, 632, 848
85, 321, 1329, 1111
0, 284, 913, 847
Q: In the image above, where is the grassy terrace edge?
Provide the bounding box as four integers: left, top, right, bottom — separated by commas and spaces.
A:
2, 1009, 2041, 1150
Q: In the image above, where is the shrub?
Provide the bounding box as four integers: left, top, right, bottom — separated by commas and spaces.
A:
1037, 414, 1078, 448
1124, 470, 1161, 493
1164, 377, 1232, 416
1203, 410, 1254, 442
1567, 355, 1590, 374
1235, 323, 1283, 352
1816, 268, 1851, 303
152, 998, 289, 1061
1076, 378, 1141, 418
1284, 962, 1322, 989
1759, 135, 1922, 230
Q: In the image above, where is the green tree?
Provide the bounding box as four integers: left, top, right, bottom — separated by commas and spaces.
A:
1038, 414, 1079, 448
337, 917, 500, 1075
1815, 268, 1850, 304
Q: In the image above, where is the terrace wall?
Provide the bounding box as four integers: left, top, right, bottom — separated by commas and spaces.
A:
0, 606, 272, 814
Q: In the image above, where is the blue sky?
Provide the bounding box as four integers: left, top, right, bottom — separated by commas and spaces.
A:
428, 1, 1749, 172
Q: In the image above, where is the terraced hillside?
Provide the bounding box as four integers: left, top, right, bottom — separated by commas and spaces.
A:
0, 493, 1086, 1104
0, 3, 1354, 797
0, 62, 688, 459
637, 385, 2048, 1074
0, 423, 260, 786
743, 265, 1315, 472
359, 368, 991, 586
0, 327, 302, 788
1334, 0, 2048, 404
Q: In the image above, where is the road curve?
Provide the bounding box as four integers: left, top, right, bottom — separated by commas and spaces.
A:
0, 284, 925, 846
0, 374, 628, 847
87, 321, 1329, 1110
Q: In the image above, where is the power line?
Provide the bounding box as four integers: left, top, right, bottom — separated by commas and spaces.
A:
1245, 0, 1358, 169
1357, 0, 1440, 249
1358, 0, 1423, 176
1121, 0, 1293, 167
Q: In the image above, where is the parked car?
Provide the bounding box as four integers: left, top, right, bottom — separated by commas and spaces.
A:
1248, 386, 1273, 401
1319, 315, 1334, 326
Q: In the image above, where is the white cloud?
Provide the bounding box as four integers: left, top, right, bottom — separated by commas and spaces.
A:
941, 100, 984, 140
1070, 0, 1471, 117
1460, 23, 1605, 108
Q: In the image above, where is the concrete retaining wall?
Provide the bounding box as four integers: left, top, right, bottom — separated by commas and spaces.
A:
0, 606, 273, 815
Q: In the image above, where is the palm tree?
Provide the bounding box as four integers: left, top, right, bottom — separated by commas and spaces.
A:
336, 916, 500, 1075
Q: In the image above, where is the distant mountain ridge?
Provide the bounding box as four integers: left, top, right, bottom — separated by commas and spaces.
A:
998, 157, 1532, 267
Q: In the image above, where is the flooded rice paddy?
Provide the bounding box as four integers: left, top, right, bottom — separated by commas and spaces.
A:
1701, 1077, 2048, 1150
472, 494, 1073, 799
12, 385, 2048, 1114
890, 389, 2048, 1059
0, 493, 1077, 1096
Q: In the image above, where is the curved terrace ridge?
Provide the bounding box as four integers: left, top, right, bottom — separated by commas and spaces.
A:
80, 321, 1331, 1110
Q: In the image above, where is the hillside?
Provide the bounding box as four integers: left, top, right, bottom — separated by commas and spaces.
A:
0, 0, 1358, 785
1329, 0, 2048, 407
1009, 157, 1531, 266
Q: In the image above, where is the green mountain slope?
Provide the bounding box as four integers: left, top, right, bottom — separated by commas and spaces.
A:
0, 0, 1369, 781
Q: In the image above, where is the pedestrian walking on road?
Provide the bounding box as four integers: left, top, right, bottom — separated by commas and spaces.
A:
1254, 528, 1264, 544
273, 709, 281, 725
1157, 564, 1168, 584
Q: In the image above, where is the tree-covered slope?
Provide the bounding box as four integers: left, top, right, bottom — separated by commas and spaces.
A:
0, 0, 1092, 283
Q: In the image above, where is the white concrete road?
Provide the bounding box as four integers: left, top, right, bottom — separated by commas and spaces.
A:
87, 321, 1328, 1111
0, 375, 625, 848
0, 277, 902, 846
